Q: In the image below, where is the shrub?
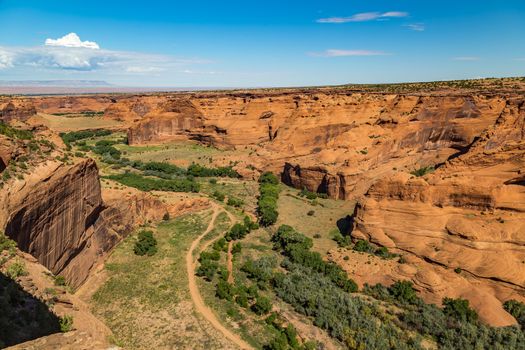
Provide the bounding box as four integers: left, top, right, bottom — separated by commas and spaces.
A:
410, 166, 434, 177
442, 297, 478, 323
0, 232, 17, 255
196, 259, 218, 281
209, 178, 217, 184
232, 242, 242, 254
212, 190, 225, 202
213, 237, 227, 252
6, 259, 28, 279
227, 196, 244, 208
162, 212, 170, 221
252, 296, 272, 315
306, 210, 315, 216
54, 275, 66, 286
503, 300, 525, 329
388, 280, 419, 304
199, 250, 220, 262
259, 172, 279, 185
133, 230, 158, 256
59, 315, 74, 332
353, 239, 373, 253
216, 280, 235, 300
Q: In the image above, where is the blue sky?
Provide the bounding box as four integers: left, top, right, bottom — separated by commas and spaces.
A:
0, 0, 524, 87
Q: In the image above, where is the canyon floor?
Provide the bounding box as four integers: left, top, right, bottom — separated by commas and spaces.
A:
0, 78, 524, 349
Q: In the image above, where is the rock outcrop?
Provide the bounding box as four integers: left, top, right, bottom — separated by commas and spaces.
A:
0, 99, 37, 122
0, 159, 111, 288
351, 97, 525, 326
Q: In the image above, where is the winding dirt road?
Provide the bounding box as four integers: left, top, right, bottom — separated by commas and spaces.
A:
186, 205, 253, 350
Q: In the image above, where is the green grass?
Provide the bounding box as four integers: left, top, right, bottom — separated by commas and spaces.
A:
91, 211, 236, 349
115, 142, 241, 167
276, 185, 355, 254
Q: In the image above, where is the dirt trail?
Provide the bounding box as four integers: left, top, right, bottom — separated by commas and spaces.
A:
227, 241, 234, 284
186, 204, 253, 350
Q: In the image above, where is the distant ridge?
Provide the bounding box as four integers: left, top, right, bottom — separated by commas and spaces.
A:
0, 80, 113, 87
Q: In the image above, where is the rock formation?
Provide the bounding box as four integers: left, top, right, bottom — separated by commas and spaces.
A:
351, 97, 525, 326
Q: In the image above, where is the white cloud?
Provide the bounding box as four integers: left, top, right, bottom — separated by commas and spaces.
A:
0, 34, 210, 74
309, 49, 389, 57
453, 56, 480, 61
405, 23, 425, 31
317, 11, 408, 23
45, 33, 100, 49
126, 66, 164, 73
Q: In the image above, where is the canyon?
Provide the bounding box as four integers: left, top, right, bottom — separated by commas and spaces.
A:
0, 79, 524, 348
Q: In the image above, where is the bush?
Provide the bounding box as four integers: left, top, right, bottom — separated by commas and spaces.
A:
187, 163, 239, 178
162, 212, 170, 221
306, 210, 315, 216
199, 250, 220, 262
196, 259, 218, 281
59, 315, 74, 332
442, 297, 478, 323
252, 296, 272, 315
353, 239, 373, 253
0, 232, 17, 256
216, 280, 235, 300
227, 196, 244, 208
213, 237, 227, 252
133, 230, 158, 256
232, 242, 242, 254
6, 259, 28, 279
410, 166, 434, 177
54, 275, 66, 286
212, 190, 225, 202
388, 280, 419, 304
503, 300, 525, 329
259, 172, 279, 185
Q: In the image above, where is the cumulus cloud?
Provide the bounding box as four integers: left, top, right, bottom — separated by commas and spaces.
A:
453, 56, 480, 61
405, 23, 425, 31
0, 33, 210, 74
317, 11, 408, 23
45, 33, 100, 49
309, 49, 389, 57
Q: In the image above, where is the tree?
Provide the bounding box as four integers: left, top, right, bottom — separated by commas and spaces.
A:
252, 296, 272, 315
133, 230, 158, 256
388, 280, 418, 304
442, 297, 478, 323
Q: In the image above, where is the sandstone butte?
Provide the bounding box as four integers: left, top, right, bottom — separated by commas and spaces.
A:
0, 83, 524, 340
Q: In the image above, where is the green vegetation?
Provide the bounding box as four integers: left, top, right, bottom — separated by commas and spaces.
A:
298, 188, 328, 200
54, 275, 66, 286
410, 165, 435, 177
224, 216, 258, 241
271, 225, 358, 293
187, 163, 240, 178
363, 282, 525, 349
258, 172, 280, 226
59, 315, 74, 332
212, 190, 226, 202
504, 300, 525, 329
0, 122, 33, 140
60, 129, 112, 146
105, 172, 200, 193
227, 196, 244, 208
133, 230, 158, 256
6, 259, 28, 279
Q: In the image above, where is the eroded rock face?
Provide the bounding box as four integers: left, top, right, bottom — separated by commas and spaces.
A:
351, 97, 525, 326
0, 99, 37, 122
1, 159, 109, 288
